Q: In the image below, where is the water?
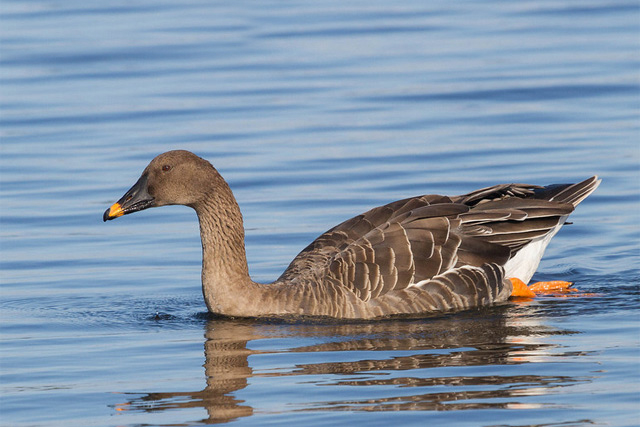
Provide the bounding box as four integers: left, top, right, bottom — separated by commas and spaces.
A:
1, 0, 639, 425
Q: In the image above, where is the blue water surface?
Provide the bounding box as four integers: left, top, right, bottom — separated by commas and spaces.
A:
1, 1, 639, 426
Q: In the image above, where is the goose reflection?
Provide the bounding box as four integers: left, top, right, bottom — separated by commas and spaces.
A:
116, 305, 592, 423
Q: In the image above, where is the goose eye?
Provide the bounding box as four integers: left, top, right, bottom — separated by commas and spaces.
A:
162, 165, 171, 172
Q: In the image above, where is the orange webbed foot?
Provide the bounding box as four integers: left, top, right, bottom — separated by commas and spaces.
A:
527, 280, 575, 293
509, 277, 588, 300
509, 278, 536, 298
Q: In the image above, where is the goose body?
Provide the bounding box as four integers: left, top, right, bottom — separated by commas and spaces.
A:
104, 150, 600, 319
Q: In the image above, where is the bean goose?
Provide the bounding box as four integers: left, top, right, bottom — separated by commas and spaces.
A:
104, 150, 600, 319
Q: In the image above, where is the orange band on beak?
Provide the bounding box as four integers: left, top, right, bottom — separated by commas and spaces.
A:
107, 202, 125, 218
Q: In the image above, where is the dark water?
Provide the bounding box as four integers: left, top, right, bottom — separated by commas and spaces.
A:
1, 1, 639, 426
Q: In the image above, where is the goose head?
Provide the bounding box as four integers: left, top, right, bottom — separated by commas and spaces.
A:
103, 150, 220, 221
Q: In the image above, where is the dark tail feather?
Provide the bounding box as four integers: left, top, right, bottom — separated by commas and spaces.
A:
532, 176, 601, 207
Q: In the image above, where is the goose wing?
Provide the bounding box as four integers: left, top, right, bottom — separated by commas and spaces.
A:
277, 194, 462, 290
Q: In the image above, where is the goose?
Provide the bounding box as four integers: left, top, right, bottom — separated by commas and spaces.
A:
104, 150, 600, 319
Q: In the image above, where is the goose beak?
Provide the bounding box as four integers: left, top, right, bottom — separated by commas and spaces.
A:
103, 174, 155, 222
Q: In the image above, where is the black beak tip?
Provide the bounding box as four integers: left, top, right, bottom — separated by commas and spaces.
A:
103, 209, 111, 222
